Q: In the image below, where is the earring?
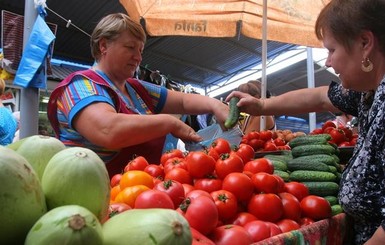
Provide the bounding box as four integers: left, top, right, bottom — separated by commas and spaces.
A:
361, 57, 373, 72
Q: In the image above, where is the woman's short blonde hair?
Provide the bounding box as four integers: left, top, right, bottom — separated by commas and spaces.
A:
90, 13, 147, 61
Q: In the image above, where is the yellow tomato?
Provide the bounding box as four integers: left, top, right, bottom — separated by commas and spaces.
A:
120, 170, 154, 190
115, 185, 150, 207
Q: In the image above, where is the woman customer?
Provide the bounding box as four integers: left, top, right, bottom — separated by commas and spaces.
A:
226, 0, 385, 243
0, 78, 17, 146
48, 13, 229, 178
237, 80, 275, 134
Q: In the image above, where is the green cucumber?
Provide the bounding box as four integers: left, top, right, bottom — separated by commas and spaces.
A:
264, 154, 293, 163
324, 195, 338, 206
273, 170, 290, 182
302, 181, 340, 197
224, 97, 240, 129
288, 134, 331, 148
270, 159, 288, 171
331, 204, 344, 216
291, 144, 336, 158
292, 154, 339, 166
287, 158, 331, 172
289, 170, 337, 182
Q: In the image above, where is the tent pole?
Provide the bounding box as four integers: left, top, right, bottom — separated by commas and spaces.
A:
260, 0, 267, 131
20, 0, 39, 138
306, 47, 316, 132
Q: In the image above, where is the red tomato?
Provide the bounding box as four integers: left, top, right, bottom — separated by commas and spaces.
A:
273, 174, 286, 193
243, 220, 271, 242
265, 222, 282, 237
182, 183, 195, 195
210, 225, 253, 245
144, 164, 165, 179
206, 147, 220, 161
259, 130, 273, 141
278, 192, 302, 222
283, 181, 309, 201
164, 167, 193, 185
310, 128, 324, 135
178, 196, 218, 235
251, 172, 280, 194
243, 158, 274, 174
160, 149, 185, 166
211, 138, 232, 155
323, 126, 336, 134
110, 173, 122, 187
300, 217, 315, 227
186, 151, 216, 178
264, 142, 278, 152
350, 137, 358, 146
230, 212, 257, 227
215, 153, 244, 179
322, 120, 336, 131
300, 195, 332, 221
134, 189, 174, 209
234, 144, 255, 164
194, 177, 223, 193
107, 202, 131, 219
222, 172, 254, 202
186, 189, 213, 201
277, 145, 291, 151
163, 157, 187, 173
154, 179, 185, 209
338, 141, 352, 147
329, 128, 347, 145
339, 126, 353, 140
247, 131, 260, 140
248, 193, 283, 222
124, 156, 149, 172
273, 137, 286, 146
210, 189, 238, 221
191, 227, 215, 245
247, 138, 265, 151
276, 219, 301, 233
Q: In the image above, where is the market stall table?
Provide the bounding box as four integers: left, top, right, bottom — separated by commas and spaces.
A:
255, 213, 352, 245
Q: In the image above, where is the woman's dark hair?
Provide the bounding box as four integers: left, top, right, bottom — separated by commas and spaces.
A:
315, 0, 385, 55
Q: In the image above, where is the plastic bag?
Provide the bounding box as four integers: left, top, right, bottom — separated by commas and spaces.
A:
185, 124, 243, 151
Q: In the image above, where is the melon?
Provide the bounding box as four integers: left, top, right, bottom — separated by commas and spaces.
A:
41, 147, 110, 221
25, 205, 103, 245
15, 135, 66, 180
0, 146, 47, 244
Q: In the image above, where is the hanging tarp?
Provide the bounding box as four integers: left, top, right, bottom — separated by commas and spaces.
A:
120, 0, 330, 48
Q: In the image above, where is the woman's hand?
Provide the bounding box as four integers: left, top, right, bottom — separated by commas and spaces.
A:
225, 91, 264, 116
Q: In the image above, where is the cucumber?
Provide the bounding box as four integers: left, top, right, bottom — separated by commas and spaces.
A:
292, 154, 339, 166
288, 134, 330, 148
289, 170, 337, 182
270, 159, 288, 171
302, 181, 340, 197
331, 204, 344, 216
224, 97, 240, 129
264, 154, 293, 163
328, 166, 338, 174
324, 195, 338, 206
291, 144, 336, 158
287, 158, 331, 172
273, 170, 290, 182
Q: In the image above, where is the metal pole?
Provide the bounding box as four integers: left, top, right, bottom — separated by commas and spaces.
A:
307, 47, 316, 132
20, 0, 39, 138
260, 0, 267, 131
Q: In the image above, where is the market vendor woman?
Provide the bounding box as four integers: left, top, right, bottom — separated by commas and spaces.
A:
47, 13, 229, 177
226, 0, 385, 244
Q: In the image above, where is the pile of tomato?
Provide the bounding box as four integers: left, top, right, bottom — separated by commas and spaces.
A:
310, 120, 358, 147
241, 130, 293, 152
108, 138, 333, 244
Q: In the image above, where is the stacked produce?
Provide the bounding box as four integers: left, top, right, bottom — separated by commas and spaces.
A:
287, 134, 343, 215
1, 133, 346, 244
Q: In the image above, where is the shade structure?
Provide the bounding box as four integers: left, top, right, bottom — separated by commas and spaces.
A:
120, 0, 330, 48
